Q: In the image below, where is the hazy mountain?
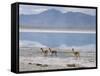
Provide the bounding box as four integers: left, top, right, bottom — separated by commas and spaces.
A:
19, 9, 96, 30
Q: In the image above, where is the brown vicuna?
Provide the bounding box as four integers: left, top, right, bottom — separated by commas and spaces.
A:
72, 48, 80, 59
49, 48, 57, 56
40, 48, 48, 56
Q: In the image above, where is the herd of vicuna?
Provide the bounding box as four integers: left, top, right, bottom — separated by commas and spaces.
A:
40, 48, 80, 59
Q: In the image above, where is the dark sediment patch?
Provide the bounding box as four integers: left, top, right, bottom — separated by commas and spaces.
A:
67, 64, 76, 67
28, 62, 48, 67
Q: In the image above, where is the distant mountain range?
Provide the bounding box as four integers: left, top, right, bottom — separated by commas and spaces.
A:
19, 9, 96, 30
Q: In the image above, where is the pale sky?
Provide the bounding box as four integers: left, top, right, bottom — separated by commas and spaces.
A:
19, 5, 96, 16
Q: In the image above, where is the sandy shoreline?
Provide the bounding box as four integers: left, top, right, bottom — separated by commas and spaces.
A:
19, 47, 96, 71
19, 57, 79, 71
19, 56, 96, 71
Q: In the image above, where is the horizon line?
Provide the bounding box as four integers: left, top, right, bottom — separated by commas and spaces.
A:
19, 28, 96, 34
